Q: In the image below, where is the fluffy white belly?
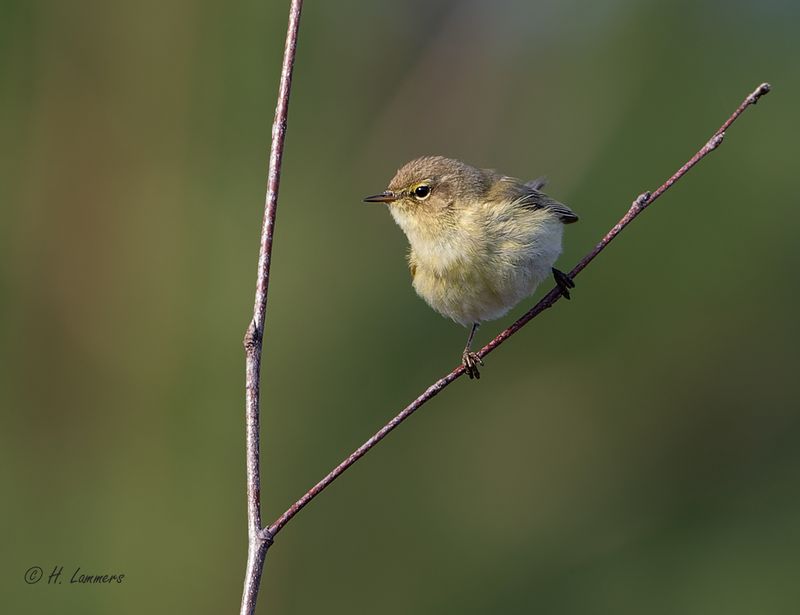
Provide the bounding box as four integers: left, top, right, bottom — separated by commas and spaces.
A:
410, 218, 563, 326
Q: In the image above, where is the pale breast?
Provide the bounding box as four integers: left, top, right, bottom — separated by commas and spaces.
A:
393, 197, 565, 326
410, 212, 564, 326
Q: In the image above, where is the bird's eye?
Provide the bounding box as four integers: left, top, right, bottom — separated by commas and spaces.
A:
414, 184, 431, 200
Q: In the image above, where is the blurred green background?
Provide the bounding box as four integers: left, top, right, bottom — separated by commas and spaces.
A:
2, 1, 799, 613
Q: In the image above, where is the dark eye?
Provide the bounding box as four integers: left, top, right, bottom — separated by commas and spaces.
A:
414, 184, 431, 199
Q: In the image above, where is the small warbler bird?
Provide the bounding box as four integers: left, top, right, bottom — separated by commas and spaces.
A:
365, 156, 577, 379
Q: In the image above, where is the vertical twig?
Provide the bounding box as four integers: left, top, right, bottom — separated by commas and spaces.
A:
241, 2, 303, 614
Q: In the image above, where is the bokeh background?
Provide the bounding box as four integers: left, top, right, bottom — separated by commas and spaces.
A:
2, 1, 799, 613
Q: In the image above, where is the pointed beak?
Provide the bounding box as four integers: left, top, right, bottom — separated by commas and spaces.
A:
363, 190, 398, 204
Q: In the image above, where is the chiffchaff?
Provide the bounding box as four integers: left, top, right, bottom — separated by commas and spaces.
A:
365, 155, 577, 379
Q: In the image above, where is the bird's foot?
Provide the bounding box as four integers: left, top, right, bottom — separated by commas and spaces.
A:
552, 268, 575, 300
462, 350, 484, 380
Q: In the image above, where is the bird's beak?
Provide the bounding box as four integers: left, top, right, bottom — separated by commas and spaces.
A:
363, 190, 398, 204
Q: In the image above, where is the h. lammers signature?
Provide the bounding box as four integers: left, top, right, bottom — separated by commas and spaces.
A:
25, 565, 125, 585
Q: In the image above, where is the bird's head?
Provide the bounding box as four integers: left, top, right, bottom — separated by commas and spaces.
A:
364, 156, 490, 221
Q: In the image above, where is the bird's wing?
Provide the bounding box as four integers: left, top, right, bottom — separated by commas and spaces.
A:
524, 176, 548, 191
513, 183, 579, 224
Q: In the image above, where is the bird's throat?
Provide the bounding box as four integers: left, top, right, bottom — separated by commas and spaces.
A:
390, 206, 468, 273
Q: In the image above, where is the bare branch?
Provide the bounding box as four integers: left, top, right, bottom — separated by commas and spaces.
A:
241, 1, 303, 614
267, 81, 771, 539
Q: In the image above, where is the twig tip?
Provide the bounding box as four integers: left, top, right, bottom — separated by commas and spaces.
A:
748, 82, 771, 105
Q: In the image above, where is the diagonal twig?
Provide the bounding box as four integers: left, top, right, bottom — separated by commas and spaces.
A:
240, 1, 303, 614
266, 81, 771, 539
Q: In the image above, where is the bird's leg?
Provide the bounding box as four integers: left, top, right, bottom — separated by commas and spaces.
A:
552, 268, 575, 300
461, 323, 484, 380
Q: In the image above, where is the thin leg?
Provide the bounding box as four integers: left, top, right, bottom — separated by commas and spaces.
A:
552, 267, 575, 300
461, 322, 484, 380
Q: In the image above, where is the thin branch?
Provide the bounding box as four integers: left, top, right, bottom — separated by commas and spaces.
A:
241, 2, 303, 614
267, 81, 771, 538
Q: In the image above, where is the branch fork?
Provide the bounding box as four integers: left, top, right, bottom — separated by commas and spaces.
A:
239, 5, 770, 606
259, 81, 771, 546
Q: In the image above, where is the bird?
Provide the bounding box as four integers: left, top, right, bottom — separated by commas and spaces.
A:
364, 155, 577, 379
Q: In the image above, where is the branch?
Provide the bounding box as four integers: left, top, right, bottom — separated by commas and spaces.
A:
267, 82, 771, 538
240, 1, 303, 614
